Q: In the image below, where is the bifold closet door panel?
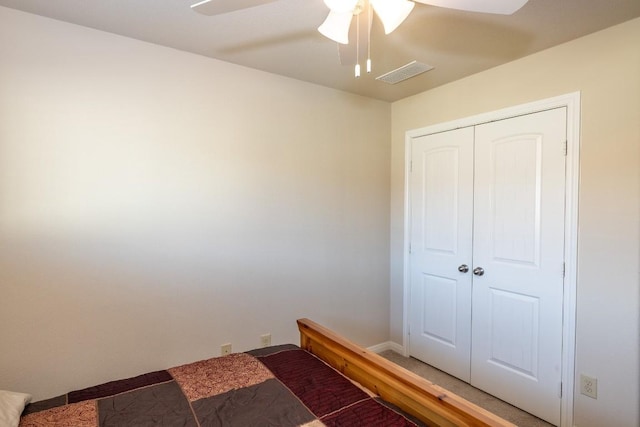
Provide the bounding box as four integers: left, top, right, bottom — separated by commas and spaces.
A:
470, 107, 567, 426
409, 126, 474, 382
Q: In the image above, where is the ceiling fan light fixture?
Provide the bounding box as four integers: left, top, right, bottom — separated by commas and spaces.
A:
318, 10, 354, 44
323, 0, 360, 14
370, 0, 415, 34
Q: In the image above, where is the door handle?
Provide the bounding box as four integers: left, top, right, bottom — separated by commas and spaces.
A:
473, 267, 485, 276
458, 264, 469, 273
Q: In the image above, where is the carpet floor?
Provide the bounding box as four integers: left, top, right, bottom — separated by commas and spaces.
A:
379, 350, 555, 427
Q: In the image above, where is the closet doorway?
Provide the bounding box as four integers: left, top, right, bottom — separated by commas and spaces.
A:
404, 95, 580, 427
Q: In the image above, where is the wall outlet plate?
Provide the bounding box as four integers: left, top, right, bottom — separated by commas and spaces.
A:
221, 343, 232, 356
260, 333, 271, 348
580, 374, 597, 399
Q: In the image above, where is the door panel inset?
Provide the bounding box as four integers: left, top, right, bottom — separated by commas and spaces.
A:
488, 288, 539, 379
421, 274, 457, 346
490, 136, 542, 266
422, 148, 460, 254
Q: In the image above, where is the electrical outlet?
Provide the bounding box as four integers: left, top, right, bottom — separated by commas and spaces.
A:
221, 343, 232, 356
580, 374, 597, 399
260, 333, 271, 348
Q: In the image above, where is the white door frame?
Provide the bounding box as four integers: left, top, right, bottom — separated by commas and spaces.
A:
402, 92, 580, 427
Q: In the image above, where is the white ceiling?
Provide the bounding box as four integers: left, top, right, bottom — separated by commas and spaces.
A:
1, 0, 639, 102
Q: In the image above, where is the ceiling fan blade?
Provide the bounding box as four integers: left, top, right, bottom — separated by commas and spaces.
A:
191, 0, 279, 16
318, 10, 354, 45
371, 0, 415, 34
413, 0, 528, 15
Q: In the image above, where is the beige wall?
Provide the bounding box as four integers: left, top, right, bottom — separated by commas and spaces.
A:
0, 7, 391, 400
391, 18, 640, 427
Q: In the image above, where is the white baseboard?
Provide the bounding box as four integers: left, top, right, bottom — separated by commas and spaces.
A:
367, 341, 404, 354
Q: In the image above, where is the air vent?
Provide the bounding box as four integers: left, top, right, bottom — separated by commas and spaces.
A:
376, 61, 434, 84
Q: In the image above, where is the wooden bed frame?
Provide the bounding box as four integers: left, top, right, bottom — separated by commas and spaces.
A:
297, 318, 516, 427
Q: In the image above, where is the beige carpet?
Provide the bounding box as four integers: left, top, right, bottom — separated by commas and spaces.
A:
379, 350, 555, 427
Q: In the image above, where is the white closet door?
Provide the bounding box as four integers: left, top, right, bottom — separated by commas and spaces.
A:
470, 107, 566, 425
409, 127, 474, 382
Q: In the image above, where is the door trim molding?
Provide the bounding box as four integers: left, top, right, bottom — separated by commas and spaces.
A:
401, 92, 580, 427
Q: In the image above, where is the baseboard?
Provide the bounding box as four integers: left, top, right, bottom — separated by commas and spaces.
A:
367, 341, 404, 355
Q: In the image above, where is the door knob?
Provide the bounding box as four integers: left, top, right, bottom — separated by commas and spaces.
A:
458, 264, 469, 273
473, 267, 485, 276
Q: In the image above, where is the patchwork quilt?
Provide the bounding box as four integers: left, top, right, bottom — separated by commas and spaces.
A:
20, 345, 426, 426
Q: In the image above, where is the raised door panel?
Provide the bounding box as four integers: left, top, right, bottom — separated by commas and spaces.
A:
487, 288, 540, 379
490, 135, 542, 266
420, 274, 458, 346
421, 147, 459, 255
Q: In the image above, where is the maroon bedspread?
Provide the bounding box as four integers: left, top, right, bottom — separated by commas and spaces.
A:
20, 345, 426, 426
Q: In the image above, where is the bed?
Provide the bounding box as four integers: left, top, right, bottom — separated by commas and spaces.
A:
11, 318, 514, 426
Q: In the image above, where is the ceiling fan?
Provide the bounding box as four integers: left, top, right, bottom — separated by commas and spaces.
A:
191, 0, 528, 76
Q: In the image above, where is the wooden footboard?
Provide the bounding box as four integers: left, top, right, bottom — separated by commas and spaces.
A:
297, 318, 515, 427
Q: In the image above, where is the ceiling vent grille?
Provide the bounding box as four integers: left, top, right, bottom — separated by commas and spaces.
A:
376, 61, 434, 84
